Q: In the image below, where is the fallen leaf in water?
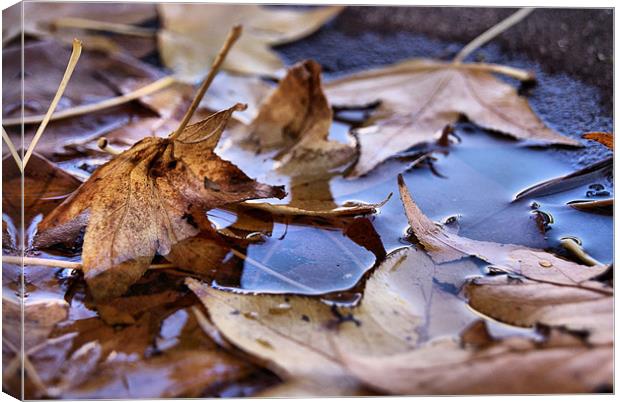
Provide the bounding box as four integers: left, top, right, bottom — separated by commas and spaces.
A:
398, 175, 608, 289
583, 132, 613, 150
337, 320, 612, 395
35, 104, 285, 300
188, 246, 479, 395
234, 60, 356, 175
513, 157, 612, 201
158, 4, 343, 80
466, 275, 613, 344
325, 60, 580, 176
2, 2, 156, 46
567, 198, 613, 215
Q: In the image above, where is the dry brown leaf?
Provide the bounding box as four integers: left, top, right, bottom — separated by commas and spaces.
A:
397, 175, 608, 290
567, 198, 613, 214
238, 60, 356, 175
35, 105, 285, 300
158, 4, 343, 80
187, 246, 479, 395
337, 322, 612, 395
583, 132, 613, 150
325, 60, 580, 176
466, 275, 612, 344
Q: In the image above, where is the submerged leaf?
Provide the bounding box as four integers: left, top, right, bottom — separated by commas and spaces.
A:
337, 322, 612, 395
325, 60, 580, 176
158, 4, 343, 80
36, 105, 285, 300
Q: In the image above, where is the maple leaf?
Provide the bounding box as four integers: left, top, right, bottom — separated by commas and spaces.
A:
187, 246, 480, 396
325, 60, 581, 177
397, 174, 608, 290
36, 104, 285, 301
336, 321, 612, 395
158, 4, 343, 80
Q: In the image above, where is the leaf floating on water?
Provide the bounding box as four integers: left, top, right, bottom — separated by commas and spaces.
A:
583, 132, 613, 150
325, 60, 580, 177
397, 175, 609, 290
187, 246, 479, 395
335, 321, 612, 395
466, 275, 613, 344
158, 4, 343, 80
241, 193, 392, 217
513, 157, 612, 201
567, 198, 613, 215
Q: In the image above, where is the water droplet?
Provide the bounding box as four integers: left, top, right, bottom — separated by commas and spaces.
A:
538, 260, 553, 268
268, 303, 291, 315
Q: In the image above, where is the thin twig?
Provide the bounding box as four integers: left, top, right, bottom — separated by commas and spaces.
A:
170, 25, 243, 140
3, 75, 176, 127
22, 39, 82, 168
2, 256, 175, 270
53, 17, 156, 38
2, 126, 22, 171
453, 8, 535, 63
229, 248, 317, 293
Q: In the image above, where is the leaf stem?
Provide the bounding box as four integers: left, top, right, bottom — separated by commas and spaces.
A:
453, 8, 535, 64
170, 25, 243, 140
3, 75, 176, 127
2, 255, 175, 270
2, 126, 22, 171
22, 39, 82, 169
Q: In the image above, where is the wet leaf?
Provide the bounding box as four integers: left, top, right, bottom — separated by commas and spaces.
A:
234, 60, 356, 175
188, 246, 479, 395
337, 321, 612, 395
567, 198, 613, 215
35, 105, 285, 300
398, 175, 609, 290
514, 157, 612, 201
466, 275, 612, 344
158, 4, 343, 80
325, 60, 580, 176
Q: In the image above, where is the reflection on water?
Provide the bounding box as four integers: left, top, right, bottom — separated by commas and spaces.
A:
2, 114, 613, 398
